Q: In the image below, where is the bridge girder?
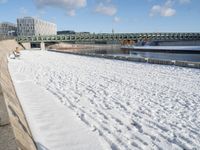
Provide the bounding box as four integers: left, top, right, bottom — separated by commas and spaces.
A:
17, 32, 200, 43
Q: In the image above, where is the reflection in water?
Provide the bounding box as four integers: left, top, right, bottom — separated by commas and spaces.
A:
130, 51, 200, 62
90, 49, 200, 62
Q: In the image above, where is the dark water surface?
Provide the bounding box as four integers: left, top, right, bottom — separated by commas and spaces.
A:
90, 49, 200, 62
129, 51, 200, 62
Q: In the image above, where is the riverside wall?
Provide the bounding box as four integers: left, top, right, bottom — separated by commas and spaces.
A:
49, 49, 200, 69
0, 40, 37, 150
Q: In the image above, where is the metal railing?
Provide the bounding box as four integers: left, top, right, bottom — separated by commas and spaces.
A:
17, 32, 200, 43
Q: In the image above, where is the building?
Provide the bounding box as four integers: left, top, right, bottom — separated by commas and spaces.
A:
57, 30, 76, 35
77, 32, 90, 34
17, 17, 57, 36
0, 22, 17, 37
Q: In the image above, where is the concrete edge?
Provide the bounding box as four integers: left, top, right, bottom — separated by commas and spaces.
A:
0, 40, 37, 150
48, 49, 200, 69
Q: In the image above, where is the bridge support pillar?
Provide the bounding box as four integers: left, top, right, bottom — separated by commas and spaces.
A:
40, 42, 45, 50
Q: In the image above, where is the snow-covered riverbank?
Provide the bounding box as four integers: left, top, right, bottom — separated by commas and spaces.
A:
9, 51, 200, 150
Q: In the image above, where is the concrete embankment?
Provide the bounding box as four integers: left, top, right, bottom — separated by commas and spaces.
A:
0, 40, 37, 150
49, 49, 200, 69
48, 43, 121, 53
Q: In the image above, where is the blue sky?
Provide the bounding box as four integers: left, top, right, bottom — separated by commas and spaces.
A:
0, 0, 199, 33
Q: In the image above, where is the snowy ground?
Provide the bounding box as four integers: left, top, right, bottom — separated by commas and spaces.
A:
9, 50, 200, 150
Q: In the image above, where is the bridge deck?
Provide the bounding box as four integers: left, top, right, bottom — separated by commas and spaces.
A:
17, 32, 200, 43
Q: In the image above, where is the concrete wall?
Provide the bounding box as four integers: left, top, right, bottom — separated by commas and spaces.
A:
49, 49, 200, 69
0, 40, 37, 150
48, 43, 121, 53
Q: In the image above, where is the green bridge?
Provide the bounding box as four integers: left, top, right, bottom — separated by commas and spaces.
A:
17, 32, 200, 44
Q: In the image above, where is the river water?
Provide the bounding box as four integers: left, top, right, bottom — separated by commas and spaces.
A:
90, 49, 200, 62
129, 51, 200, 62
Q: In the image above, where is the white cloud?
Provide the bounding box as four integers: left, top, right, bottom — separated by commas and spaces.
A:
149, 0, 191, 17
20, 7, 28, 16
178, 0, 191, 4
150, 5, 176, 17
165, 0, 191, 5
67, 9, 76, 16
165, 0, 174, 6
161, 7, 176, 16
34, 0, 86, 16
95, 3, 117, 16
113, 16, 121, 23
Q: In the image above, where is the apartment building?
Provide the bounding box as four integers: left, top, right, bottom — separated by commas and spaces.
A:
0, 22, 17, 36
17, 17, 57, 36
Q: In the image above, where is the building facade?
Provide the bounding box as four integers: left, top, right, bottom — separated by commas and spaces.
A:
0, 22, 17, 37
57, 30, 76, 35
17, 17, 57, 36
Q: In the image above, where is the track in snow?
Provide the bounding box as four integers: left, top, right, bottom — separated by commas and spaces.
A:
9, 51, 200, 150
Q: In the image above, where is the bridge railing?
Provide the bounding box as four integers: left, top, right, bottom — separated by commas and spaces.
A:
16, 32, 200, 43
